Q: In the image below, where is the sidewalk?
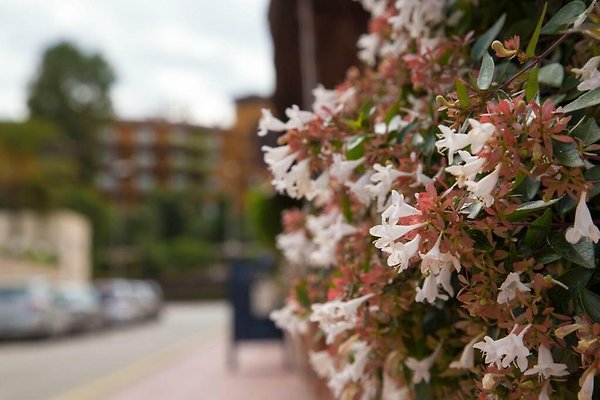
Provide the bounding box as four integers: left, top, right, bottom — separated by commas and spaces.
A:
108, 334, 312, 400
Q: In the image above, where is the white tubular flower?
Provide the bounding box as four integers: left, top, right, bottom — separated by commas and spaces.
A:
404, 344, 441, 384
346, 170, 375, 206
309, 350, 336, 379
276, 231, 311, 265
369, 223, 424, 249
467, 118, 495, 153
579, 368, 596, 400
258, 108, 288, 136
269, 303, 308, 336
382, 376, 410, 400
566, 192, 600, 244
309, 294, 373, 344
572, 56, 600, 92
419, 234, 461, 276
445, 151, 486, 188
415, 274, 447, 304
307, 171, 331, 206
357, 33, 380, 67
539, 381, 551, 400
312, 84, 337, 117
473, 325, 531, 372
435, 262, 456, 297
523, 344, 569, 379
286, 158, 312, 199
435, 125, 471, 164
285, 105, 316, 131
330, 154, 364, 182
308, 211, 356, 268
355, 0, 387, 17
381, 190, 421, 225
466, 164, 501, 207
346, 340, 372, 381
449, 333, 485, 369
497, 272, 532, 304
382, 234, 421, 270
366, 164, 404, 210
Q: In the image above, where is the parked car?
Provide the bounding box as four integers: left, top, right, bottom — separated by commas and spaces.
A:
0, 279, 68, 338
55, 282, 103, 333
132, 280, 163, 320
94, 279, 142, 325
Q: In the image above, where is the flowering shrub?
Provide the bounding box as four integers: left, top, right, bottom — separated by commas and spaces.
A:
263, 1, 600, 399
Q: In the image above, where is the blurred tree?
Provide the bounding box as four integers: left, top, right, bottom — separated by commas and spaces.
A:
27, 41, 115, 181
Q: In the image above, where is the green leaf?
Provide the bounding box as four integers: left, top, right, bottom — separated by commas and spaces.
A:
526, 2, 548, 57
414, 382, 434, 400
557, 194, 579, 215
507, 198, 560, 221
585, 166, 600, 182
455, 79, 471, 107
562, 87, 600, 113
525, 208, 553, 248
580, 288, 600, 322
526, 67, 540, 102
548, 233, 596, 269
385, 100, 401, 126
295, 280, 310, 308
558, 267, 594, 293
471, 14, 506, 60
541, 1, 586, 34
345, 135, 366, 160
477, 51, 495, 90
539, 252, 562, 264
553, 140, 585, 167
538, 63, 564, 88
571, 118, 600, 146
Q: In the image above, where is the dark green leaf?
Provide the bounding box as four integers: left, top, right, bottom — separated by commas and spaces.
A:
585, 166, 600, 181
538, 63, 564, 88
539, 252, 562, 264
548, 233, 596, 269
571, 118, 600, 146
558, 267, 594, 293
525, 208, 553, 248
557, 194, 578, 215
541, 1, 586, 34
455, 79, 471, 107
562, 87, 600, 113
345, 136, 366, 160
295, 280, 310, 308
526, 2, 547, 57
581, 288, 600, 322
385, 101, 401, 126
414, 382, 434, 400
508, 198, 560, 221
526, 67, 540, 102
553, 140, 585, 167
471, 14, 506, 60
477, 51, 495, 90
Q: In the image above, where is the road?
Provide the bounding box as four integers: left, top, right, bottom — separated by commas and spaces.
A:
0, 302, 228, 400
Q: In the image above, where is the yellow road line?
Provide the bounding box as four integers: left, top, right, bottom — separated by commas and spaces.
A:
52, 327, 224, 400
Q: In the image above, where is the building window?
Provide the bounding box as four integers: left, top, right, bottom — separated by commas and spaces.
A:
170, 128, 187, 146
170, 174, 188, 190
134, 126, 156, 145
135, 151, 156, 168
134, 174, 156, 192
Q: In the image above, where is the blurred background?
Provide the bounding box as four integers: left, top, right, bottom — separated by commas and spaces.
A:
0, 1, 368, 399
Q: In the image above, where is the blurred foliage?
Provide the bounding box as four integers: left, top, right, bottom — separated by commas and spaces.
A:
27, 40, 115, 181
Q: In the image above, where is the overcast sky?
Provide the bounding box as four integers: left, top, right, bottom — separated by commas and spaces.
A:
0, 0, 274, 128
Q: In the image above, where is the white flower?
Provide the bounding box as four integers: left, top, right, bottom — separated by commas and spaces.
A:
276, 231, 311, 265
523, 344, 569, 379
346, 340, 371, 381
572, 56, 600, 92
382, 234, 421, 270
497, 272, 532, 304
285, 158, 312, 199
381, 190, 421, 225
419, 234, 461, 276
366, 164, 404, 210
435, 262, 456, 297
330, 154, 364, 182
258, 108, 287, 136
285, 105, 316, 131
310, 294, 373, 344
262, 145, 296, 177
382, 375, 410, 400
473, 325, 531, 372
355, 0, 387, 17
309, 350, 336, 379
445, 151, 486, 188
357, 33, 380, 67
415, 274, 447, 304
578, 368, 596, 400
269, 303, 309, 336
346, 170, 375, 206
370, 223, 424, 249
328, 369, 352, 399
312, 84, 338, 118
539, 381, 551, 400
466, 164, 501, 207
435, 125, 471, 164
449, 333, 485, 369
307, 171, 331, 206
404, 344, 441, 384
308, 211, 356, 268
566, 192, 600, 244
467, 118, 495, 153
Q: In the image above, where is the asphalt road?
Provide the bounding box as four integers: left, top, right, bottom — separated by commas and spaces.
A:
0, 302, 228, 400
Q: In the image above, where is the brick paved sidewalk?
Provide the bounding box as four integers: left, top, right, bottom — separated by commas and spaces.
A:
108, 335, 313, 400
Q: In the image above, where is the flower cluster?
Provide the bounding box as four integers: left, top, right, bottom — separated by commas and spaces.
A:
264, 1, 600, 399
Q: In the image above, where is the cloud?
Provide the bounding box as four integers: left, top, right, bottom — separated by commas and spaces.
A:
0, 0, 274, 127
